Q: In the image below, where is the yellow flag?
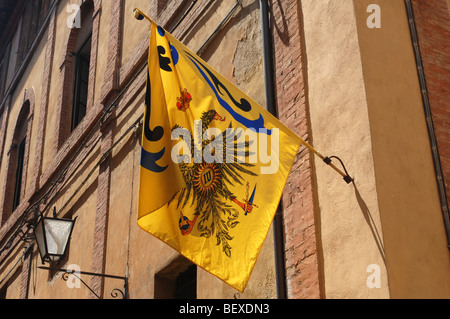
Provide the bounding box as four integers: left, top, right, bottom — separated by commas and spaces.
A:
138, 21, 303, 292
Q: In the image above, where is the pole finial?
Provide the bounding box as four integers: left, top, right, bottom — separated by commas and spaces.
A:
134, 8, 144, 20
134, 8, 151, 22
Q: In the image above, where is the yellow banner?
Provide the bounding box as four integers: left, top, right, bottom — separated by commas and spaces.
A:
138, 22, 303, 292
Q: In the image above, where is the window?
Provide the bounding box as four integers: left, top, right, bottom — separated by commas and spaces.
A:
12, 136, 26, 211
71, 35, 91, 131
18, 0, 53, 65
174, 265, 197, 299
1, 91, 34, 224
55, 0, 94, 148
154, 256, 197, 299
69, 0, 93, 131
10, 101, 28, 212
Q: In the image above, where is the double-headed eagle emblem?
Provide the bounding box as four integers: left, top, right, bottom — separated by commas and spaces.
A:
172, 106, 258, 258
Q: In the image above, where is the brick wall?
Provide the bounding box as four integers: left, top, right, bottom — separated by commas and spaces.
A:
411, 0, 450, 204
271, 0, 323, 299
91, 0, 122, 298
30, 10, 56, 197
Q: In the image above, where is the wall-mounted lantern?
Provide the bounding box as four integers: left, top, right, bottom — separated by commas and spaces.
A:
34, 211, 77, 264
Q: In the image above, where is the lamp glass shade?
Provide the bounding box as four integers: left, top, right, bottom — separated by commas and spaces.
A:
35, 220, 47, 262
35, 217, 75, 263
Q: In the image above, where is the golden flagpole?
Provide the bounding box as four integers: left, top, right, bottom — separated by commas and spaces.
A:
133, 7, 353, 184
300, 139, 353, 183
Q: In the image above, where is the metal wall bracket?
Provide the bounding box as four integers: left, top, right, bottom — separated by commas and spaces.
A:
39, 266, 129, 299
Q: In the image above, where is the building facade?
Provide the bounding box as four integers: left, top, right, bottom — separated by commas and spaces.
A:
0, 0, 449, 299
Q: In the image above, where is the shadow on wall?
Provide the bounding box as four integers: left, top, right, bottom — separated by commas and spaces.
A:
353, 182, 386, 266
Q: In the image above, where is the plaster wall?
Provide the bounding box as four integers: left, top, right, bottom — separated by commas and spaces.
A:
354, 0, 450, 298
302, 0, 450, 298
301, 0, 389, 298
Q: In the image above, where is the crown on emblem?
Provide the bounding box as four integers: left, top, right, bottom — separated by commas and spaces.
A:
177, 88, 192, 112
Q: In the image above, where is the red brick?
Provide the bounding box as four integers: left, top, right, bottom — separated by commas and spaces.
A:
30, 11, 56, 197
271, 0, 322, 299
412, 0, 450, 203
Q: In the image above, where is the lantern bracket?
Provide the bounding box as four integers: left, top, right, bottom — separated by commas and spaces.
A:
38, 266, 129, 299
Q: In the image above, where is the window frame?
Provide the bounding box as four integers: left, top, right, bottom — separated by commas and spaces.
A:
0, 89, 35, 225
54, 0, 96, 149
